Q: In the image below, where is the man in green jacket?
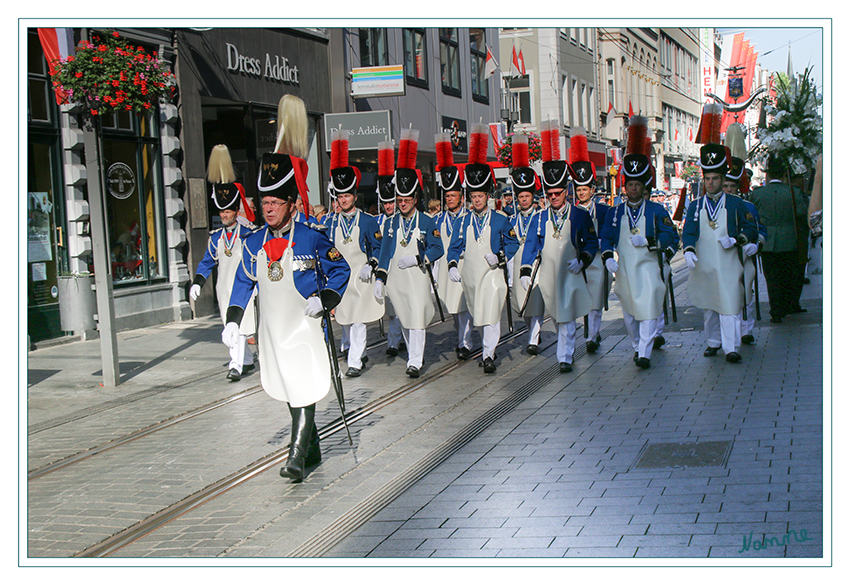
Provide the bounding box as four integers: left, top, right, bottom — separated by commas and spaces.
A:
749, 156, 809, 322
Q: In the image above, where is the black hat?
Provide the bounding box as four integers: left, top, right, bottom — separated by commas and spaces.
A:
464, 162, 495, 193
621, 154, 652, 185
569, 161, 595, 187
700, 143, 727, 175
541, 160, 570, 190
439, 165, 464, 193
510, 167, 539, 192
257, 152, 309, 210
394, 168, 423, 198
330, 166, 361, 196
211, 182, 242, 212
377, 175, 395, 203
726, 156, 745, 182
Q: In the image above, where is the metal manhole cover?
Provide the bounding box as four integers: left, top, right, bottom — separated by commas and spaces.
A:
633, 440, 732, 469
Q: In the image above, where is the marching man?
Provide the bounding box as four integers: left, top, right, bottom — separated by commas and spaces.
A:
190, 144, 257, 382
434, 131, 473, 360
326, 129, 384, 377
569, 127, 611, 354
507, 133, 546, 355
224, 95, 350, 482
520, 119, 597, 373
446, 124, 519, 374
682, 136, 759, 363
374, 128, 444, 378
600, 117, 679, 370
374, 139, 404, 357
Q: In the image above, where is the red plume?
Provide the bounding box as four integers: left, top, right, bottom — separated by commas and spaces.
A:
329, 128, 349, 170
695, 103, 723, 144
549, 121, 561, 161
467, 122, 489, 164
397, 128, 420, 170
570, 127, 589, 164
378, 140, 395, 176
626, 115, 648, 155
435, 132, 454, 171
512, 133, 529, 168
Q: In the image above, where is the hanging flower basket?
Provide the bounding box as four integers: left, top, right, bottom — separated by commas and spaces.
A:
496, 131, 543, 167
750, 66, 822, 177
48, 30, 176, 117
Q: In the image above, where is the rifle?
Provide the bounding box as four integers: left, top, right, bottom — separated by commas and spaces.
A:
499, 232, 513, 333
519, 251, 542, 317
314, 250, 353, 445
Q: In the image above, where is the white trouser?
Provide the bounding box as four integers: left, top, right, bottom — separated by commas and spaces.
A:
343, 323, 368, 369
228, 334, 253, 372
340, 323, 350, 352
703, 310, 741, 354
740, 301, 756, 336
556, 321, 577, 364
481, 322, 500, 360
584, 309, 603, 341
455, 311, 473, 350
525, 315, 543, 346
623, 311, 655, 359
386, 315, 403, 349
655, 314, 665, 338
402, 328, 426, 369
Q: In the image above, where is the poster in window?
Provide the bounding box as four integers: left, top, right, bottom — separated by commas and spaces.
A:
27, 192, 53, 263
107, 162, 136, 200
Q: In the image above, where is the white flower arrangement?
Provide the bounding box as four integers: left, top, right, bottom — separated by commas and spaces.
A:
751, 67, 822, 177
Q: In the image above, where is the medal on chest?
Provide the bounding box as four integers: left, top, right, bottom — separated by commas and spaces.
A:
263, 231, 292, 282
550, 208, 567, 240
627, 202, 644, 235
399, 215, 415, 247
339, 212, 357, 244
222, 227, 236, 257
705, 195, 723, 230
473, 211, 490, 244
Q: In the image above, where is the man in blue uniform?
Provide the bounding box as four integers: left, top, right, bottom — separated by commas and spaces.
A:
224, 151, 350, 481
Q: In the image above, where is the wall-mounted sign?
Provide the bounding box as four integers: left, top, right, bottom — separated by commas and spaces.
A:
324, 111, 392, 151
351, 65, 405, 98
107, 162, 136, 200
441, 116, 468, 153
225, 42, 300, 85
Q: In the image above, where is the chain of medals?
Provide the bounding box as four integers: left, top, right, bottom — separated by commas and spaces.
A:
222, 225, 237, 257
472, 209, 491, 244
266, 224, 293, 282
549, 205, 569, 240
338, 210, 357, 244
704, 193, 724, 230
398, 212, 416, 247
626, 200, 645, 235
442, 208, 465, 240
515, 209, 534, 244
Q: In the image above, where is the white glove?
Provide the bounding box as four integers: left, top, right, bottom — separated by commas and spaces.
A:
484, 253, 500, 267
449, 266, 462, 282
630, 234, 648, 247
684, 250, 698, 269
374, 280, 384, 301
719, 236, 737, 249
743, 243, 759, 257
398, 256, 418, 269
304, 296, 323, 318
358, 264, 373, 282
520, 276, 532, 290
222, 322, 240, 348
189, 284, 201, 301
567, 258, 582, 274
605, 258, 618, 273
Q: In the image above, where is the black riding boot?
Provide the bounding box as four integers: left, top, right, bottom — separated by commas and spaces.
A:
280, 403, 315, 481
305, 421, 321, 467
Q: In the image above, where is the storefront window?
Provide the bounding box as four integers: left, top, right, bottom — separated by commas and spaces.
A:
101, 119, 166, 285
403, 28, 428, 87
469, 28, 489, 103
439, 28, 461, 96
359, 28, 388, 68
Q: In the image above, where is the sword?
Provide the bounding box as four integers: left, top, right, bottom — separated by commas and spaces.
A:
499, 234, 513, 333
519, 251, 542, 317
652, 230, 670, 326
753, 253, 761, 321
602, 260, 609, 311
668, 266, 678, 323
737, 244, 748, 323
314, 250, 353, 445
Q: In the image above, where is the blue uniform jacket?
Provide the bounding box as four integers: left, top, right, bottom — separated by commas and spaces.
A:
600, 200, 679, 260
681, 194, 759, 253
225, 221, 350, 325
325, 210, 382, 268
375, 210, 444, 284
520, 205, 599, 274
193, 223, 256, 287
446, 210, 519, 268
740, 197, 768, 248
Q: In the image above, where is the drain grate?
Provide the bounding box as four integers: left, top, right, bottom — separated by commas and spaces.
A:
633, 440, 733, 469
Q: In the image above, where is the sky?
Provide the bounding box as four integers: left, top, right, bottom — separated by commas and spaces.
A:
716, 27, 824, 92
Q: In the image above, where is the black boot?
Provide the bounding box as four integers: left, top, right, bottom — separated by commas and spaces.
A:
280, 404, 315, 481
305, 421, 321, 467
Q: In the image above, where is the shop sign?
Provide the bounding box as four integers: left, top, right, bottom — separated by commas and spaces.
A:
324, 111, 392, 151
440, 116, 468, 153
225, 42, 300, 85
107, 162, 136, 200
350, 65, 405, 98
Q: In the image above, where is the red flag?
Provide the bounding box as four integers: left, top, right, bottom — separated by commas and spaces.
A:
37, 28, 74, 104
510, 45, 521, 78
484, 46, 498, 79
628, 101, 635, 118
517, 48, 527, 76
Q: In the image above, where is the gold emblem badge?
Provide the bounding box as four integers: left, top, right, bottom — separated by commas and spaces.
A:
224, 248, 232, 257
708, 220, 718, 230
268, 260, 284, 282
327, 247, 343, 262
